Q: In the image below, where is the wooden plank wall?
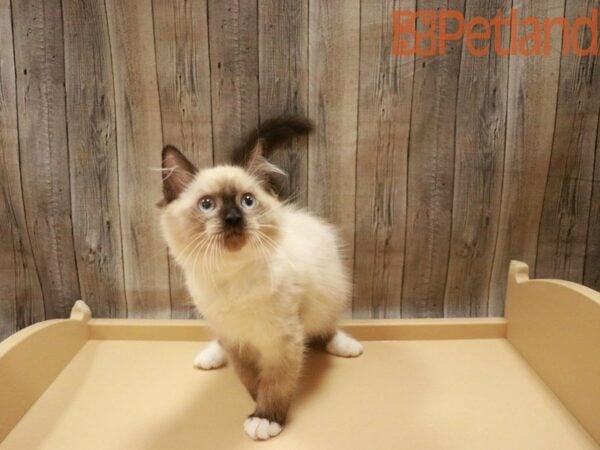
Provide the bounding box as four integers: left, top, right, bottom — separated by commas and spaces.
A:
1, 0, 600, 338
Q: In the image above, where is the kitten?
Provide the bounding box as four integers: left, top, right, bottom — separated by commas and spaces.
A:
158, 116, 363, 441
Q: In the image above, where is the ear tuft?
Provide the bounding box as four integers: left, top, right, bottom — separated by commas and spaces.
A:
161, 145, 198, 204
245, 142, 288, 181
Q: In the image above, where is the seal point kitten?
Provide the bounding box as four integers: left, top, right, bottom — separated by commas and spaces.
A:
159, 116, 362, 441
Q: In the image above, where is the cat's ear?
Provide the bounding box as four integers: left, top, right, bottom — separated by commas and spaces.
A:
159, 145, 198, 206
245, 142, 287, 181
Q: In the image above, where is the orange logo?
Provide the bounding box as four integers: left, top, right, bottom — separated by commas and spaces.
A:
392, 8, 599, 57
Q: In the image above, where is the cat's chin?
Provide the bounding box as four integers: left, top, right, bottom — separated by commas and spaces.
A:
222, 231, 247, 252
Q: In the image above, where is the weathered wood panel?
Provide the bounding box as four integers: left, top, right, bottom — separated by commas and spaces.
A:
401, 0, 465, 318
153, 0, 213, 318
584, 106, 600, 291
208, 0, 259, 164
105, 0, 170, 317
489, 0, 566, 316
63, 0, 127, 318
11, 0, 80, 319
353, 0, 414, 318
443, 0, 509, 317
2, 1, 600, 339
536, 0, 600, 283
0, 0, 44, 336
308, 0, 360, 279
258, 0, 309, 204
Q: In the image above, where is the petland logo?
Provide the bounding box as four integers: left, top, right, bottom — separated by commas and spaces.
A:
393, 8, 599, 56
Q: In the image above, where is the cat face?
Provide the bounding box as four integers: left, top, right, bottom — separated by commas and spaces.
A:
159, 146, 281, 261
178, 166, 280, 252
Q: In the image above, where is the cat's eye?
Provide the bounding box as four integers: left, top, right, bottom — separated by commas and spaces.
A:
240, 193, 257, 209
198, 196, 215, 212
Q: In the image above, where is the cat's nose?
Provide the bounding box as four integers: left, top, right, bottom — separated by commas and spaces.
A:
223, 207, 243, 228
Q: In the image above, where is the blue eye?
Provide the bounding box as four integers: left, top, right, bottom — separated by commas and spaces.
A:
240, 193, 257, 209
198, 196, 215, 212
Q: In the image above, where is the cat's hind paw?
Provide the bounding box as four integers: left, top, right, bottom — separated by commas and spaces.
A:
326, 330, 363, 357
193, 340, 227, 370
244, 417, 282, 440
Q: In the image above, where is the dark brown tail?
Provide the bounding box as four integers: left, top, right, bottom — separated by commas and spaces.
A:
232, 115, 314, 167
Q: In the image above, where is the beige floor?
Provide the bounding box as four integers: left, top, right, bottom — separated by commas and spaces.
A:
2, 339, 597, 450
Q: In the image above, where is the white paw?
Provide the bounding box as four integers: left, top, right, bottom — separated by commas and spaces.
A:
244, 417, 282, 441
326, 330, 363, 357
193, 340, 227, 370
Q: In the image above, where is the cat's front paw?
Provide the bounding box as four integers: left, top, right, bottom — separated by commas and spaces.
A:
244, 416, 283, 440
326, 330, 363, 357
193, 340, 227, 370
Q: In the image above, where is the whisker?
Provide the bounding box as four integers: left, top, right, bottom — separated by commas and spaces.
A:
207, 235, 220, 286
181, 233, 212, 269
256, 223, 280, 230
178, 233, 207, 263
252, 203, 289, 220
192, 235, 212, 278
254, 230, 299, 271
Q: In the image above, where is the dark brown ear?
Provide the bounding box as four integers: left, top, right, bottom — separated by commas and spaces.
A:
160, 145, 197, 205
245, 142, 266, 177
245, 142, 286, 181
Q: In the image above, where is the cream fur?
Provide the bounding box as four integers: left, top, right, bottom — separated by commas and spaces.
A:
160, 165, 350, 363
194, 208, 348, 354
160, 164, 358, 440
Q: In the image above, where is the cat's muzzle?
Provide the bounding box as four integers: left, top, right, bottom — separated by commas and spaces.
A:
221, 206, 247, 251
222, 229, 247, 252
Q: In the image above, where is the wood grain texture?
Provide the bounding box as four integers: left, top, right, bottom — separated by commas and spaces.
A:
0, 0, 44, 337
153, 0, 213, 319
353, 0, 414, 319
258, 0, 309, 204
208, 0, 259, 164
105, 0, 170, 318
4, 1, 600, 339
536, 0, 600, 282
308, 0, 360, 281
443, 0, 509, 317
489, 0, 566, 316
62, 0, 127, 318
584, 107, 600, 291
401, 0, 465, 318
11, 0, 80, 319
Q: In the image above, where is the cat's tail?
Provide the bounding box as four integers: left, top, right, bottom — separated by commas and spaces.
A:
232, 115, 314, 167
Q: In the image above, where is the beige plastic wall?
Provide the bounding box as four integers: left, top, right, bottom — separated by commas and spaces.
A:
506, 261, 600, 444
